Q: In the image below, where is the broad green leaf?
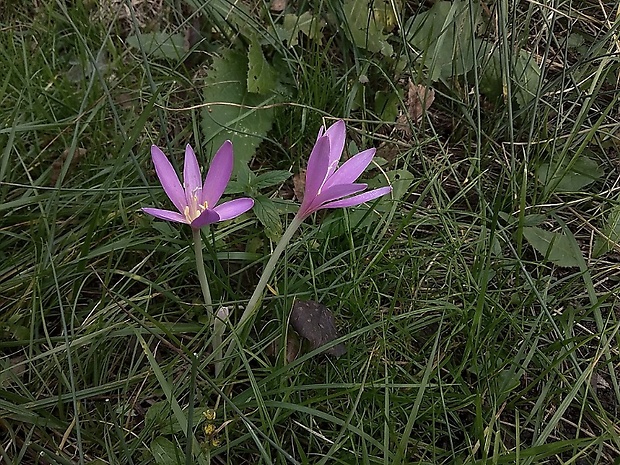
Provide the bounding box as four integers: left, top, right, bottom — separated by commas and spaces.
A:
594, 203, 620, 257
125, 33, 185, 61
224, 181, 246, 195
253, 196, 282, 241
567, 32, 585, 48
248, 38, 278, 94
225, 163, 257, 194
274, 12, 326, 47
254, 170, 292, 189
372, 0, 402, 32
342, 0, 393, 56
375, 90, 402, 122
523, 226, 582, 267
522, 214, 547, 227
479, 48, 503, 101
498, 211, 515, 225
537, 155, 603, 193
514, 49, 542, 107
382, 169, 414, 202
145, 400, 170, 431
145, 402, 202, 435
150, 436, 183, 465
406, 1, 483, 80
480, 46, 542, 106
237, 163, 257, 186
185, 0, 253, 38
202, 50, 275, 173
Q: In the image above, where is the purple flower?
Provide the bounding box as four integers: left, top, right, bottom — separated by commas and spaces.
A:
143, 141, 254, 229
297, 120, 392, 219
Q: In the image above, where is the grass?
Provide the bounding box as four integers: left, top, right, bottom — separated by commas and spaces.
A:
1, 0, 620, 464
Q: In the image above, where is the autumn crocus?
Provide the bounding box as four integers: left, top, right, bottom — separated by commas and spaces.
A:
297, 120, 392, 219
143, 141, 254, 229
143, 141, 254, 316
229, 120, 392, 356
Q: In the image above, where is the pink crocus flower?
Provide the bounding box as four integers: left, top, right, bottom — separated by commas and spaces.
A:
143, 141, 254, 229
297, 120, 392, 219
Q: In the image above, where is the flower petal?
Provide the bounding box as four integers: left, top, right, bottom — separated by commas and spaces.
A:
213, 198, 254, 221
322, 148, 376, 191
311, 183, 368, 207
303, 135, 331, 204
183, 144, 202, 204
151, 145, 186, 213
202, 140, 233, 208
320, 186, 392, 209
190, 209, 221, 228
301, 183, 368, 217
142, 207, 188, 224
324, 120, 346, 176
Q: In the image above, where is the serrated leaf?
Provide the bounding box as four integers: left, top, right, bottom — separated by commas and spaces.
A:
125, 33, 185, 61
406, 1, 483, 80
150, 436, 183, 465
343, 0, 393, 56
594, 204, 620, 257
248, 38, 278, 94
202, 50, 275, 173
254, 170, 292, 189
225, 163, 257, 194
253, 196, 282, 240
237, 163, 257, 186
224, 181, 245, 195
523, 226, 582, 267
537, 156, 603, 193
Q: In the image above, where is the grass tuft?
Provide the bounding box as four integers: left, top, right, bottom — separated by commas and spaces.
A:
1, 0, 620, 463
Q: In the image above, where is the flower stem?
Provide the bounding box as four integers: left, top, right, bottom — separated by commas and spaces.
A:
221, 215, 304, 369
193, 228, 213, 315
237, 214, 303, 331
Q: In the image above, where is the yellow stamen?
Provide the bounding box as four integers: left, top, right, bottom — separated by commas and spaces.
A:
184, 193, 210, 222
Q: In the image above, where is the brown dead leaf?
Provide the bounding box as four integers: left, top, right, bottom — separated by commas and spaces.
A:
270, 0, 287, 12
293, 169, 306, 202
51, 148, 86, 186
591, 372, 611, 390
397, 79, 435, 135
0, 355, 26, 386
286, 333, 302, 363
114, 92, 134, 109
264, 332, 301, 363
184, 16, 202, 50
290, 300, 346, 357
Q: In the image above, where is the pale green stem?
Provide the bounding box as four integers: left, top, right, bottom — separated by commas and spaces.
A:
192, 228, 212, 315
212, 306, 229, 378
223, 214, 304, 361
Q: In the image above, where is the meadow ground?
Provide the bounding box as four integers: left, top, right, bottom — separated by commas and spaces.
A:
1, 1, 620, 463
